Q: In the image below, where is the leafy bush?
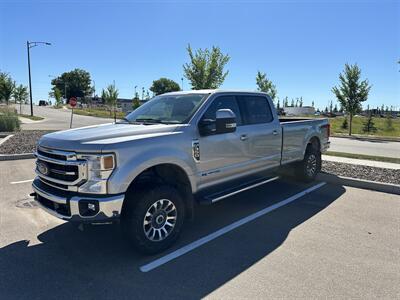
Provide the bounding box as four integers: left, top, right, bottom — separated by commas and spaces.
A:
362, 114, 377, 133
341, 117, 348, 129
0, 107, 20, 131
385, 116, 395, 131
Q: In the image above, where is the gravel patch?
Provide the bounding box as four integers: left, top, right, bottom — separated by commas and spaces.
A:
0, 131, 53, 154
322, 160, 399, 185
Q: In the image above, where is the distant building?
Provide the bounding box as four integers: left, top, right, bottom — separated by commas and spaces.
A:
117, 98, 149, 113
283, 106, 315, 116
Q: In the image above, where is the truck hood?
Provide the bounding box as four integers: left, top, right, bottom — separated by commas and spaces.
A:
39, 122, 182, 152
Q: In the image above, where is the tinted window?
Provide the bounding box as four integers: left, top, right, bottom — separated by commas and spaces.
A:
240, 96, 273, 124
202, 96, 242, 125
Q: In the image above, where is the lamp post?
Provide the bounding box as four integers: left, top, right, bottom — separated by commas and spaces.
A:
27, 41, 51, 116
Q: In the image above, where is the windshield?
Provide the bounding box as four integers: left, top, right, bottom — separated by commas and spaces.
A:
124, 93, 208, 124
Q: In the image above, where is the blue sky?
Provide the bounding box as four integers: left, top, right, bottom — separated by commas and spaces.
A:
1, 0, 399, 110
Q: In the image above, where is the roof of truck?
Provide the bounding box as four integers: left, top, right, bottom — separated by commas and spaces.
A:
164, 89, 268, 96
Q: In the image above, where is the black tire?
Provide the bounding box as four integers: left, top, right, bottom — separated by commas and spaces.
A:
295, 145, 321, 183
122, 185, 185, 254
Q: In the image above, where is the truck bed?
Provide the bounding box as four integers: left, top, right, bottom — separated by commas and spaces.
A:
279, 117, 329, 164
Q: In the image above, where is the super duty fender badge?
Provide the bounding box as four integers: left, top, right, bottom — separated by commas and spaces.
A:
192, 139, 200, 162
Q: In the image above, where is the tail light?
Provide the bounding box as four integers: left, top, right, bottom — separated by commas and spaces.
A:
322, 124, 330, 137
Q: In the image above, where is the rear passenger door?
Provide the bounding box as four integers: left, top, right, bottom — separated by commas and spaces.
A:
238, 95, 282, 170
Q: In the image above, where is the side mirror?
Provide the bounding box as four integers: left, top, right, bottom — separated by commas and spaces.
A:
216, 109, 237, 134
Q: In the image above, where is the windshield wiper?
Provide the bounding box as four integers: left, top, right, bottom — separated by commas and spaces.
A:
134, 118, 177, 124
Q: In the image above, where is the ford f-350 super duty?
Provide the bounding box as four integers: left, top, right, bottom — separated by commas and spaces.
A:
32, 90, 330, 253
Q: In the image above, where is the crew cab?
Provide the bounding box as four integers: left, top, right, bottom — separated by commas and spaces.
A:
32, 90, 330, 253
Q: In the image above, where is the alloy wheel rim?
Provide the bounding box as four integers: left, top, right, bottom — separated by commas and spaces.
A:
143, 199, 177, 242
306, 154, 317, 177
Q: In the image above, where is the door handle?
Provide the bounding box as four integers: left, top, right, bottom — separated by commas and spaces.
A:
272, 130, 278, 135
240, 134, 248, 141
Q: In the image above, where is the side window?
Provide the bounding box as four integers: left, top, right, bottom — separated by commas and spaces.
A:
240, 96, 273, 124
202, 96, 242, 126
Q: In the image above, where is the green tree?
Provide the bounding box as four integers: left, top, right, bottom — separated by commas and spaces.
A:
183, 44, 230, 89
51, 68, 93, 100
311, 100, 315, 107
132, 98, 141, 110
291, 99, 295, 107
333, 104, 338, 113
53, 87, 63, 107
299, 97, 303, 107
362, 113, 377, 133
283, 96, 289, 107
150, 77, 180, 95
0, 72, 15, 105
13, 84, 29, 113
332, 64, 371, 135
276, 99, 280, 110
102, 84, 119, 117
255, 71, 277, 101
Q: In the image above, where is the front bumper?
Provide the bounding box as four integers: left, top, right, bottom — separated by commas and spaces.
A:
32, 178, 125, 222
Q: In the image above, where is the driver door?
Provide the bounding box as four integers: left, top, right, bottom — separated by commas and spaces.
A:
196, 95, 250, 188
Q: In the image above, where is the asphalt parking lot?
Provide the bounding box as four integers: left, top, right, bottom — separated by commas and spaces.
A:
0, 159, 399, 299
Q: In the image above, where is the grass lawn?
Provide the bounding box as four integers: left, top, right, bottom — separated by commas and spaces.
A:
329, 116, 400, 137
18, 114, 44, 121
325, 151, 400, 164
71, 108, 126, 119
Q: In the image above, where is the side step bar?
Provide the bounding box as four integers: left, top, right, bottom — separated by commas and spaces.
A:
199, 176, 280, 204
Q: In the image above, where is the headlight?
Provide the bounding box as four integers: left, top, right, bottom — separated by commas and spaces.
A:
78, 154, 116, 194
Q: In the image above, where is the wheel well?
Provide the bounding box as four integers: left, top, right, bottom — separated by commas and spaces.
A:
307, 136, 321, 152
124, 164, 194, 219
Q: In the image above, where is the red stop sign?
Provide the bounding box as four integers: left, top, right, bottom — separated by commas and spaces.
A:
69, 97, 77, 107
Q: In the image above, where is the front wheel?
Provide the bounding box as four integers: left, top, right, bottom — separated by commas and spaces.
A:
122, 185, 185, 254
295, 146, 321, 182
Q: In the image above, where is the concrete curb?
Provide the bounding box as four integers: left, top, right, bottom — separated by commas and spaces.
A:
0, 153, 35, 161
0, 134, 14, 146
317, 172, 400, 195
331, 134, 400, 143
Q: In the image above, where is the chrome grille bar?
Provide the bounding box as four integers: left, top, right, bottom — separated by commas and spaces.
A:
35, 147, 88, 191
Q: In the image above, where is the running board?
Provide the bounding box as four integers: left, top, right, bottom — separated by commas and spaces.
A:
199, 176, 280, 204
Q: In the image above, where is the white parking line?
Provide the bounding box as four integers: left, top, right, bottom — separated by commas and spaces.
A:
10, 179, 34, 184
140, 182, 327, 273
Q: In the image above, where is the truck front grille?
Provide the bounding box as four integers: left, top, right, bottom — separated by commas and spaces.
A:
35, 147, 87, 191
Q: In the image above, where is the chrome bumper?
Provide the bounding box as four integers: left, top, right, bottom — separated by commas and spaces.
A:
32, 178, 124, 222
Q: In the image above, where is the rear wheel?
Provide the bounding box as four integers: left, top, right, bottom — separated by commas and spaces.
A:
122, 185, 185, 254
295, 145, 321, 182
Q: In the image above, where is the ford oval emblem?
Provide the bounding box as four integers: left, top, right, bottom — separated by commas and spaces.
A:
37, 161, 49, 176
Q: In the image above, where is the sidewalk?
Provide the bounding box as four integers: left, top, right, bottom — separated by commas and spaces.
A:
322, 155, 400, 170
18, 116, 45, 124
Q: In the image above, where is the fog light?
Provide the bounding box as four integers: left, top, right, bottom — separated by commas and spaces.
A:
79, 200, 99, 217
88, 203, 96, 211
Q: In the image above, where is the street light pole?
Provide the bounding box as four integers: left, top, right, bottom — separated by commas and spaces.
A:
26, 41, 51, 116
27, 41, 33, 116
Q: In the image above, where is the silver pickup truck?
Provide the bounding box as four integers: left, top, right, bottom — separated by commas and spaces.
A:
32, 90, 330, 253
